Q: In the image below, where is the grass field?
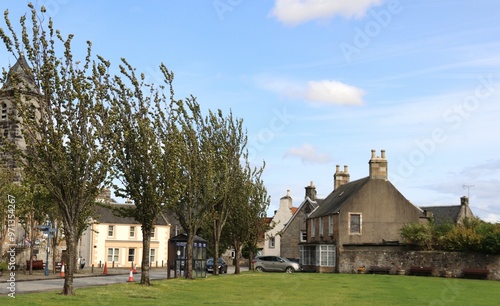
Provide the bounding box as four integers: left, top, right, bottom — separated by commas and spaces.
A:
2, 272, 499, 305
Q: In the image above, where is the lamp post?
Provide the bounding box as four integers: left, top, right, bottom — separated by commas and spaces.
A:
38, 222, 55, 276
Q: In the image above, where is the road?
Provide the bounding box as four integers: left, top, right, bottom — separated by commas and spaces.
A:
2, 266, 247, 295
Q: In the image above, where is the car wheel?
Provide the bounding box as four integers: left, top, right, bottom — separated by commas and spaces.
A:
255, 266, 264, 272
285, 267, 294, 273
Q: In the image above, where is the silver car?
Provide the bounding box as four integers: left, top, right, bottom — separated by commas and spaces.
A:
253, 256, 301, 273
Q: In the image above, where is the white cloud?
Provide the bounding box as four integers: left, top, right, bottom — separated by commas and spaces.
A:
255, 75, 365, 106
270, 0, 383, 25
304, 80, 365, 105
284, 143, 332, 164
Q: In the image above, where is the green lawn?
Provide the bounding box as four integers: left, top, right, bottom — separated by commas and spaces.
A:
3, 272, 499, 305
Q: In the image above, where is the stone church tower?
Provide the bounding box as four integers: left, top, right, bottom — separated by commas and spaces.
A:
0, 55, 40, 181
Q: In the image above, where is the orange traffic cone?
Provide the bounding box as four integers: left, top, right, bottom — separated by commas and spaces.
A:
133, 263, 137, 274
103, 262, 108, 275
60, 262, 65, 278
127, 268, 134, 282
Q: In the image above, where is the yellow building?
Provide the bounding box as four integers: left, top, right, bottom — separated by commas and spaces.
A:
81, 203, 170, 268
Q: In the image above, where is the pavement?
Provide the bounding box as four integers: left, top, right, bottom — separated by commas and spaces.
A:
1, 265, 248, 295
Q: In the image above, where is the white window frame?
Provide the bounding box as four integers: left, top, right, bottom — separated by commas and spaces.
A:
128, 248, 135, 262
269, 236, 275, 248
108, 225, 115, 237
150, 227, 156, 239
311, 218, 316, 238
300, 230, 307, 242
150, 249, 156, 263
107, 248, 119, 262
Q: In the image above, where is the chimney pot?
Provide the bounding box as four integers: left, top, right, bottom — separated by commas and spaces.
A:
371, 149, 376, 158
344, 165, 348, 173
336, 165, 340, 172
381, 150, 386, 159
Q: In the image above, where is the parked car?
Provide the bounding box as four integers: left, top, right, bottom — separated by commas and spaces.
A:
206, 257, 228, 274
252, 256, 301, 273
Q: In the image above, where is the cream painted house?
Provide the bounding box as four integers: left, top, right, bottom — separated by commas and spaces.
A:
80, 202, 170, 268
262, 190, 297, 256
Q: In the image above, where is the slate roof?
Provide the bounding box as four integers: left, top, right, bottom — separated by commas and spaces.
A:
282, 197, 321, 233
93, 204, 169, 225
308, 177, 370, 218
419, 205, 462, 226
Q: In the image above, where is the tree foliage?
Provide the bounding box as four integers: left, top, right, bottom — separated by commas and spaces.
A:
108, 60, 181, 285
0, 5, 112, 295
401, 217, 500, 254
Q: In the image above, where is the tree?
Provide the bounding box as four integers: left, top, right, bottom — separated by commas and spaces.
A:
204, 109, 247, 275
108, 60, 181, 285
226, 158, 270, 273
167, 97, 219, 279
0, 5, 112, 295
8, 173, 53, 275
400, 222, 433, 250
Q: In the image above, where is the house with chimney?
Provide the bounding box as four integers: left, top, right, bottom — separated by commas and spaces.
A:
301, 149, 428, 272
280, 182, 322, 261
261, 190, 297, 256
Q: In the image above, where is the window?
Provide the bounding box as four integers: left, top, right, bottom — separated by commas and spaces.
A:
311, 218, 316, 237
128, 248, 135, 262
319, 217, 324, 237
108, 225, 114, 237
349, 213, 362, 235
319, 245, 336, 267
150, 249, 156, 263
300, 231, 307, 242
129, 226, 135, 238
269, 236, 275, 248
328, 215, 334, 236
300, 245, 336, 267
1, 103, 7, 120
150, 227, 156, 238
107, 248, 119, 262
300, 245, 316, 266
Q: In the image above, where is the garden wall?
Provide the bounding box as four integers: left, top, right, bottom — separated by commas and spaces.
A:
339, 249, 500, 280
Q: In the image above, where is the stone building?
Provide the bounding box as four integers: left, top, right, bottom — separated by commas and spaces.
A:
280, 182, 321, 261
302, 149, 427, 272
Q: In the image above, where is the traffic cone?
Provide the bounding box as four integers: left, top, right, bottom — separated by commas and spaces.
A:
133, 263, 137, 274
127, 268, 134, 282
103, 262, 108, 275
60, 262, 65, 278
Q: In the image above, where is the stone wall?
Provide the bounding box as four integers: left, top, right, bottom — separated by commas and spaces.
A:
339, 250, 500, 280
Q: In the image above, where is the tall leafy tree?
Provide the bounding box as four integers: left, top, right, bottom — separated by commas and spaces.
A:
225, 157, 270, 274
167, 97, 218, 279
0, 5, 112, 295
204, 109, 247, 275
108, 60, 181, 285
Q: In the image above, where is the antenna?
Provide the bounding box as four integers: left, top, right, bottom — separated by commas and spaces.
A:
463, 184, 475, 200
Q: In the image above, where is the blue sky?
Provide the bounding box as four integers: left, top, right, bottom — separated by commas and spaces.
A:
2, 0, 500, 222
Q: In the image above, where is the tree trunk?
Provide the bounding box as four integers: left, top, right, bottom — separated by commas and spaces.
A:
140, 231, 151, 285
61, 229, 78, 295
213, 219, 221, 275
233, 243, 242, 274
186, 232, 195, 279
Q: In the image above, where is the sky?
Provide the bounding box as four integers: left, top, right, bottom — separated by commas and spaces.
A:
1, 0, 500, 223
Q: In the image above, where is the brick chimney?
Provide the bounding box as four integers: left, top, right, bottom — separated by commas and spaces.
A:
304, 181, 317, 201
369, 149, 388, 180
334, 165, 350, 190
